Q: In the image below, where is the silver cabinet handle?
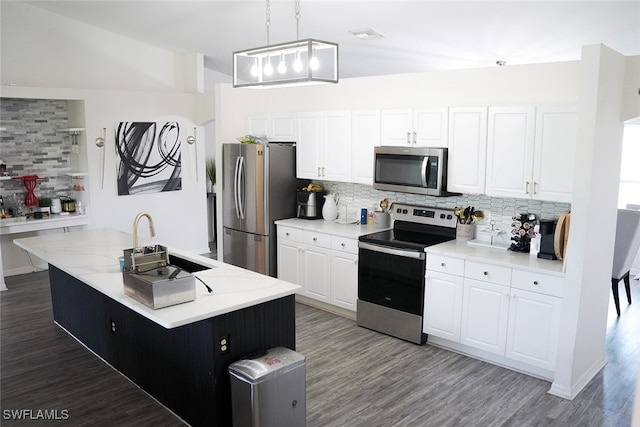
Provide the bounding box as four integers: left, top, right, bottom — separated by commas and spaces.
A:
406, 132, 411, 144
413, 131, 417, 144
525, 181, 530, 194
533, 182, 538, 195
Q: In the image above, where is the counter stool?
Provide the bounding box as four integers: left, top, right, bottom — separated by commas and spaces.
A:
611, 208, 640, 316
612, 271, 632, 316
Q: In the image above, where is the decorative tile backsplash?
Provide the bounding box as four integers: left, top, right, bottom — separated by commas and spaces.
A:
319, 181, 571, 233
1, 98, 74, 209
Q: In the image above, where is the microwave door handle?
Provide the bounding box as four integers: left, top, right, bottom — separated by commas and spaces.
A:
421, 156, 429, 188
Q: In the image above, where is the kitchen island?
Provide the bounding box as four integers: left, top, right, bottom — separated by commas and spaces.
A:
13, 229, 300, 427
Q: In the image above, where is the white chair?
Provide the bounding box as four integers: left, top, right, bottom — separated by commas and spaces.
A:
611, 208, 640, 316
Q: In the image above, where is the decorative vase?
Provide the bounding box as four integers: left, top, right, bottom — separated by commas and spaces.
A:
322, 194, 339, 221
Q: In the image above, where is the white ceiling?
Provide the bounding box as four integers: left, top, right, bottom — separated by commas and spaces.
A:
23, 0, 640, 79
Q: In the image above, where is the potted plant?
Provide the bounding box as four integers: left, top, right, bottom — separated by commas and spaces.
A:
206, 158, 216, 193
38, 197, 52, 213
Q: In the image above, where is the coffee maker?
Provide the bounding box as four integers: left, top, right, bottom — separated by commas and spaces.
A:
537, 219, 557, 260
296, 189, 325, 219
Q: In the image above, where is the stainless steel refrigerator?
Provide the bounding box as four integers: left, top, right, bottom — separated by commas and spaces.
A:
222, 143, 301, 277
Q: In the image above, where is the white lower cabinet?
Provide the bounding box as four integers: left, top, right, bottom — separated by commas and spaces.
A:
460, 279, 510, 355
277, 224, 359, 312
424, 271, 464, 341
506, 270, 563, 371
330, 249, 358, 311
302, 244, 332, 303
424, 253, 564, 377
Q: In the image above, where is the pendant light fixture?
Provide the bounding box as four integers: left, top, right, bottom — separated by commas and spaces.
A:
233, 0, 338, 88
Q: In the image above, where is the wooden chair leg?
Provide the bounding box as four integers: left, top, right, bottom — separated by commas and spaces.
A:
612, 278, 621, 316
623, 272, 632, 305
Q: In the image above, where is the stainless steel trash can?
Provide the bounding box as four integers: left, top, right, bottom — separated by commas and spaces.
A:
229, 347, 306, 427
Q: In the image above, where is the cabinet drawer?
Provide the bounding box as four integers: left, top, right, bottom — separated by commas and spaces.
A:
426, 254, 465, 276
465, 261, 511, 286
511, 269, 564, 298
278, 226, 303, 242
302, 230, 331, 249
331, 236, 359, 254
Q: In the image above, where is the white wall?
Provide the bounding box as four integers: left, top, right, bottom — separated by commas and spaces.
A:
549, 44, 628, 399
1, 2, 214, 277
1, 2, 182, 91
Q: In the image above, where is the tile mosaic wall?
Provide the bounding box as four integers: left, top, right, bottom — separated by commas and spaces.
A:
319, 181, 570, 233
1, 98, 74, 210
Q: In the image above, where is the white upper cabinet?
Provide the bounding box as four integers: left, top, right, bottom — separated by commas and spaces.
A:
246, 113, 296, 141
381, 108, 448, 147
485, 107, 536, 199
533, 107, 578, 203
296, 111, 352, 182
485, 106, 577, 202
351, 110, 381, 185
447, 107, 488, 194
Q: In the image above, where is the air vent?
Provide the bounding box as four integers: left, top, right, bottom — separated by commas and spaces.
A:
349, 28, 385, 40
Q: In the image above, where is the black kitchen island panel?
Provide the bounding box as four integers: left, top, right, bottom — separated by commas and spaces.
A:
48, 265, 296, 426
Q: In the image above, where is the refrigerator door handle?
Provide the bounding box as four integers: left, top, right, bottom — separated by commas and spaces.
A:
233, 156, 241, 219
238, 155, 246, 220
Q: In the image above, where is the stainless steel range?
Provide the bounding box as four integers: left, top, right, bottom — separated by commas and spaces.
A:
357, 203, 457, 344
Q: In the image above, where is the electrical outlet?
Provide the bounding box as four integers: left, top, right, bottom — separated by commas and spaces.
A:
220, 335, 230, 354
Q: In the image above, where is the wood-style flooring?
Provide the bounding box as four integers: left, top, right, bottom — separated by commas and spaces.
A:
1, 271, 638, 426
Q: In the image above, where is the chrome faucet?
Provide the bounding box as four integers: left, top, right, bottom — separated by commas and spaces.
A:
132, 211, 155, 249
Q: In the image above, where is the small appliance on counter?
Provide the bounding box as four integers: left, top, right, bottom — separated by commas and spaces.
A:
538, 211, 570, 260
537, 219, 558, 260
122, 244, 196, 309
296, 185, 325, 219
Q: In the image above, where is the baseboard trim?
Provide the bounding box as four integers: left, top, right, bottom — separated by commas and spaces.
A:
549, 356, 607, 400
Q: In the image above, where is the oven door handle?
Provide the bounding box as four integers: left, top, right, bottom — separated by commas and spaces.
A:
359, 242, 426, 260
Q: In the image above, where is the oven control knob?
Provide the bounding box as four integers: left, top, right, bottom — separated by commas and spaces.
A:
440, 214, 445, 219
447, 214, 453, 220
396, 208, 401, 213
402, 209, 408, 214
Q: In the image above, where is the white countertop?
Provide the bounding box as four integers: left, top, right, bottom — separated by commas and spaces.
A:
13, 229, 300, 329
275, 217, 389, 238
426, 239, 565, 276
1, 213, 88, 235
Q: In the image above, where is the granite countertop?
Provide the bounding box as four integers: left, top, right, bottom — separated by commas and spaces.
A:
13, 228, 300, 329
275, 217, 390, 239
426, 239, 566, 276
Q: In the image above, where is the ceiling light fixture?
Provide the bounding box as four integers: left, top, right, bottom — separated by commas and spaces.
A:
349, 28, 386, 40
233, 0, 338, 88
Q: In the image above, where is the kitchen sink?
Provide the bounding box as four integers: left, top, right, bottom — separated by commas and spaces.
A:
168, 254, 214, 273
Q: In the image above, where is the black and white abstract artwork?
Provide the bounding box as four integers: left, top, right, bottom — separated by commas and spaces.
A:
115, 122, 182, 195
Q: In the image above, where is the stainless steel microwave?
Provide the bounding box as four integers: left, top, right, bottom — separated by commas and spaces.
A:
373, 146, 453, 196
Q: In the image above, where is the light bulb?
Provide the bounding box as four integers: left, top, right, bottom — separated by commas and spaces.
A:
250, 58, 259, 77
263, 56, 273, 76
293, 51, 303, 72
277, 53, 287, 74
309, 48, 319, 71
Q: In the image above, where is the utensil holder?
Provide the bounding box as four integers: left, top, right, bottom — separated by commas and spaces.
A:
456, 224, 475, 241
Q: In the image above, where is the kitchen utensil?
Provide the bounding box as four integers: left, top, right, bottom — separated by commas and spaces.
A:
471, 210, 484, 224
554, 211, 570, 260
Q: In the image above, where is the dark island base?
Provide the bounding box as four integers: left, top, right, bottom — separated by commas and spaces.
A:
48, 265, 296, 426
